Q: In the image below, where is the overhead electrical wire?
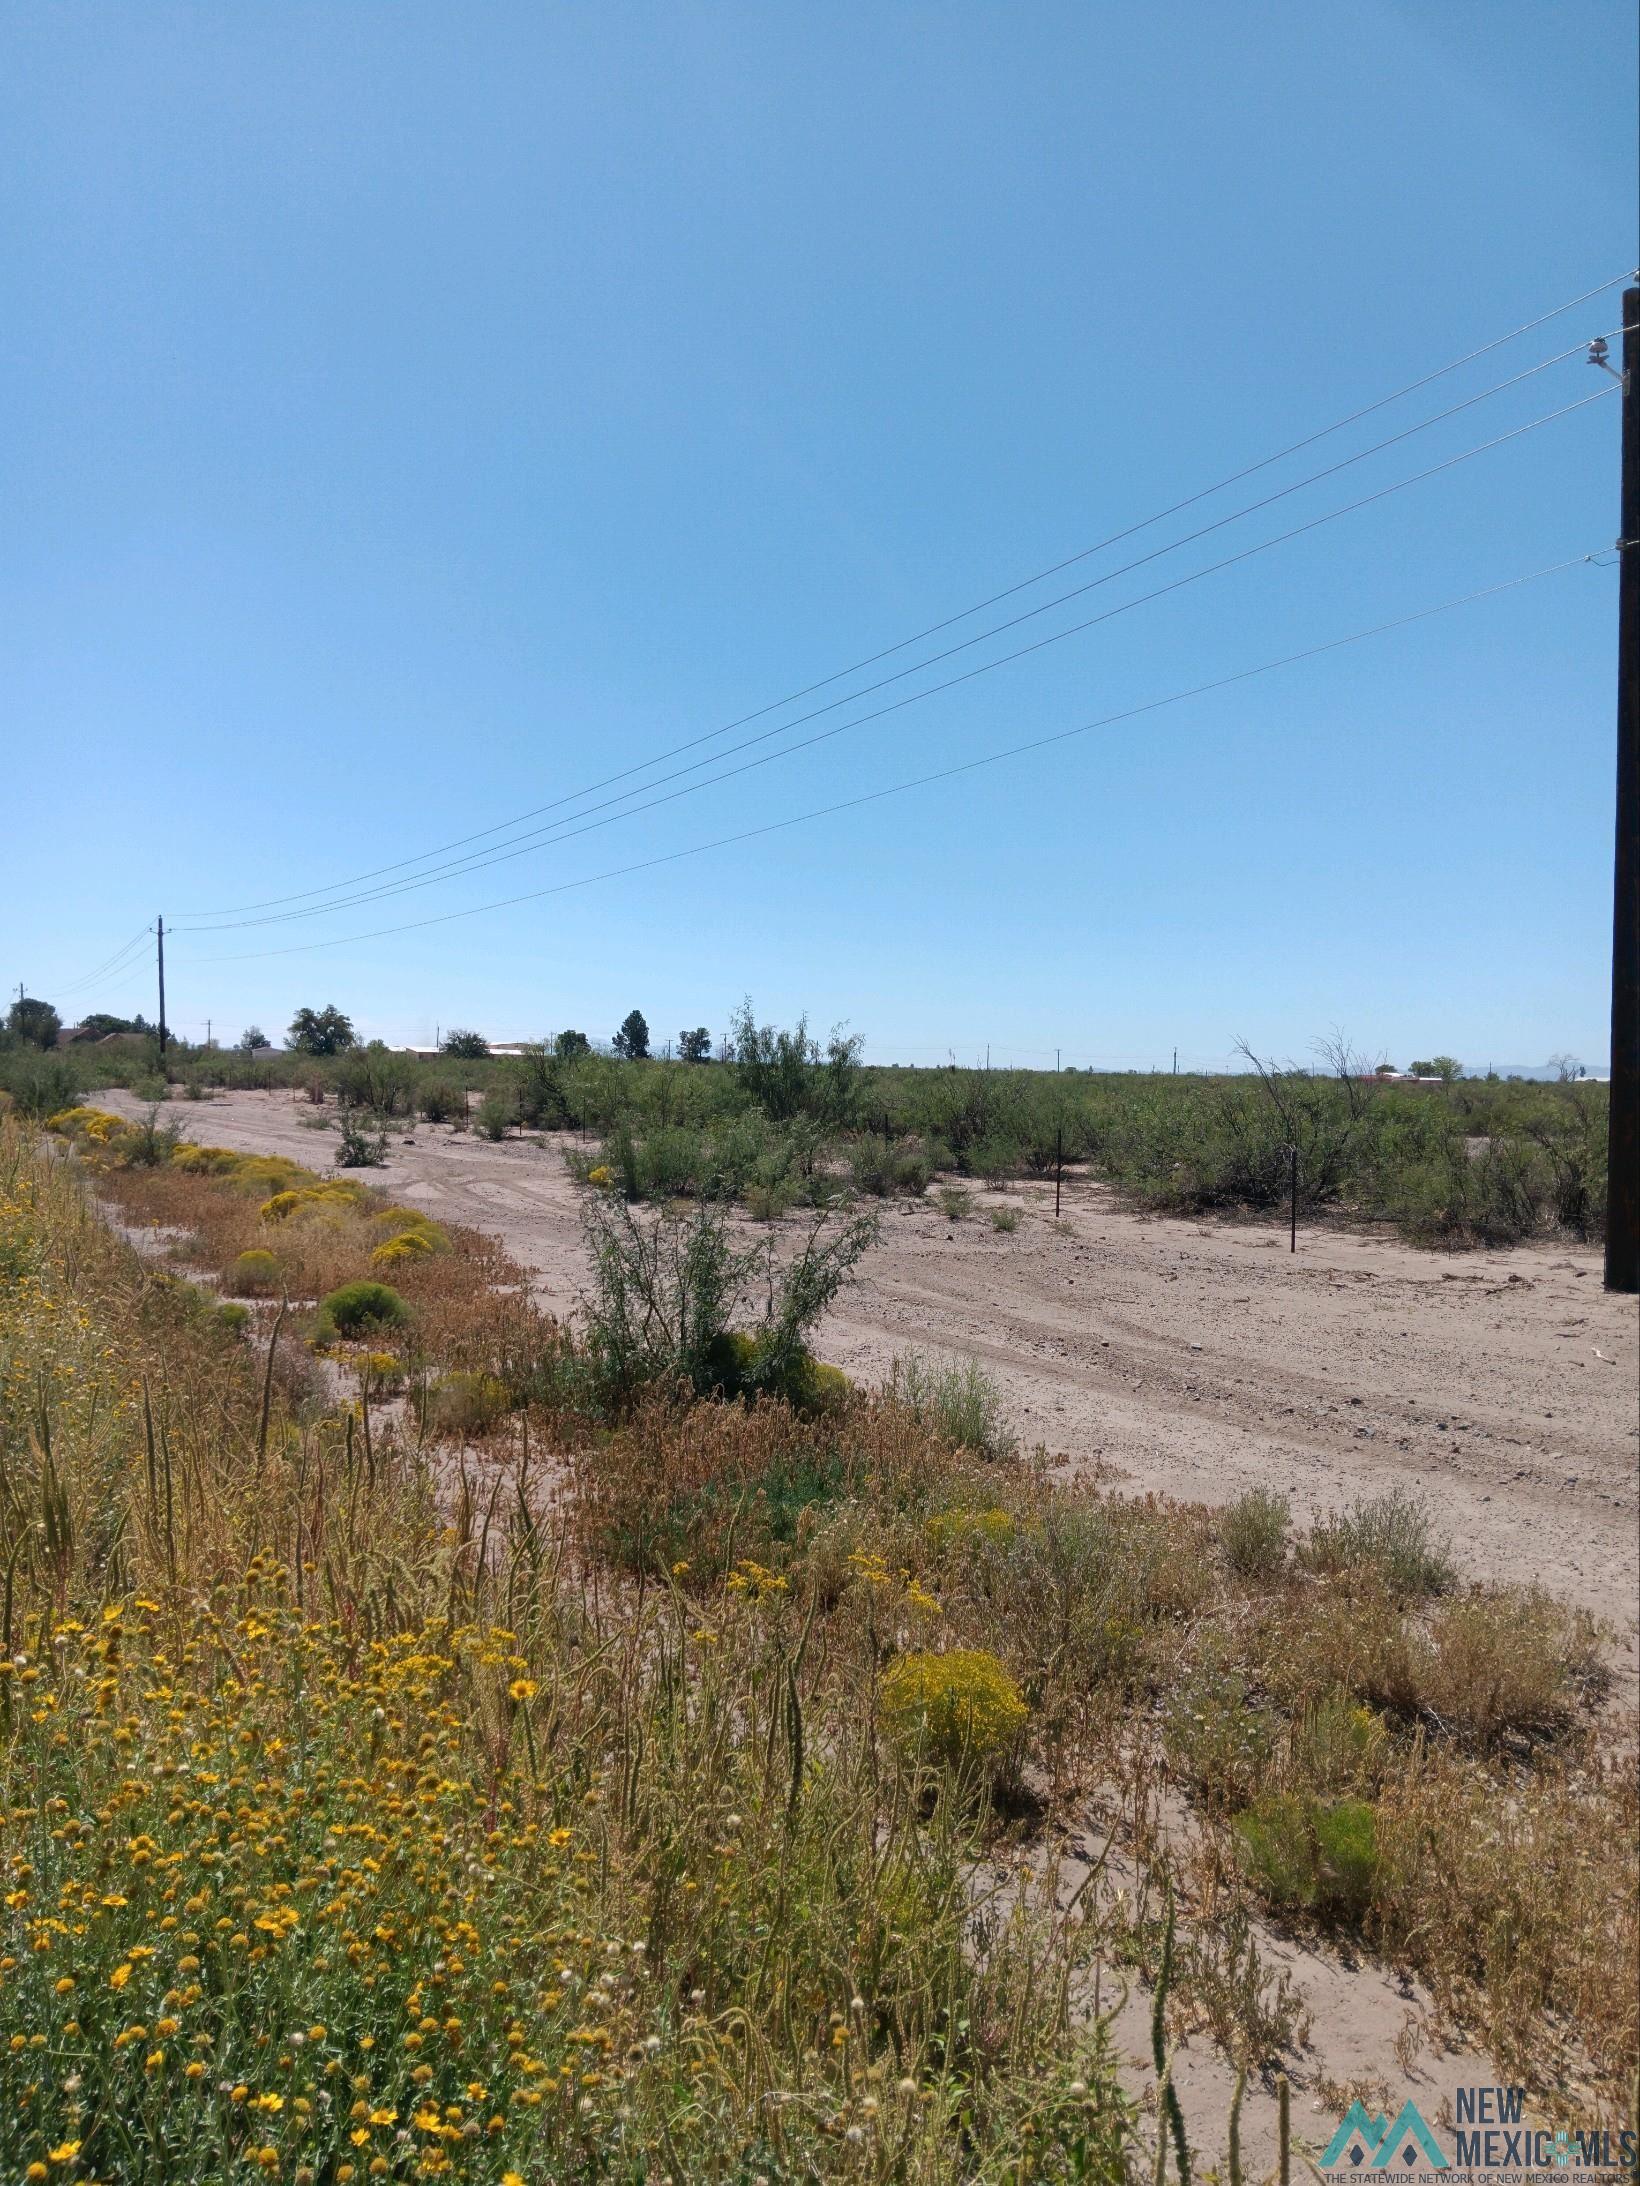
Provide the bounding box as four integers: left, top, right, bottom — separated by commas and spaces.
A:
177, 382, 1617, 935
183, 340, 1616, 928
180, 271, 1634, 920
51, 923, 156, 1000
177, 550, 1601, 965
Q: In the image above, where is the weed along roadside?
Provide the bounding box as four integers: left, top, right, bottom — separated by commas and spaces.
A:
0, 1097, 1633, 2182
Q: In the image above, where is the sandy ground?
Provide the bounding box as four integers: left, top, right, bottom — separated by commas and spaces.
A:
103, 1086, 1639, 2140
122, 1088, 1639, 1645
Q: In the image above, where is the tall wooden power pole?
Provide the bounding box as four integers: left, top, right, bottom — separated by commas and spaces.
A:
1605, 286, 1639, 1293
156, 916, 168, 1062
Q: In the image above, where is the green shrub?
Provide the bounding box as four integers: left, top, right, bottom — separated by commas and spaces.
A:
227, 1249, 280, 1297
3, 1055, 83, 1118
1220, 1487, 1290, 1580
613, 1444, 852, 1575
937, 1185, 971, 1222
120, 1104, 180, 1168
315, 1281, 411, 1342
423, 1370, 511, 1436
1386, 1141, 1542, 1246
966, 1136, 1025, 1184
508, 1048, 571, 1130
214, 1302, 251, 1338
334, 1042, 414, 1116
1233, 1794, 1379, 1926
889, 1350, 1015, 1461
879, 1649, 1028, 1779
849, 1136, 935, 1198
989, 1204, 1021, 1233
418, 1079, 468, 1125
704, 1330, 851, 1414
579, 1195, 876, 1414
473, 1092, 513, 1141
336, 1110, 388, 1167
743, 1179, 797, 1222
1300, 1488, 1454, 1598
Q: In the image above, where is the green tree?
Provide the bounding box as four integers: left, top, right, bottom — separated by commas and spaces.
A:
238, 1026, 271, 1052
1409, 1056, 1462, 1085
728, 998, 863, 1126
79, 1012, 143, 1039
6, 996, 62, 1049
440, 1028, 490, 1059
553, 1029, 591, 1060
287, 1004, 356, 1057
612, 1010, 651, 1060
678, 1027, 712, 1064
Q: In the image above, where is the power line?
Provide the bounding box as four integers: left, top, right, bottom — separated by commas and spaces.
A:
189, 339, 1613, 928
179, 384, 1616, 934
180, 273, 1635, 921
51, 923, 156, 1000
178, 550, 1601, 965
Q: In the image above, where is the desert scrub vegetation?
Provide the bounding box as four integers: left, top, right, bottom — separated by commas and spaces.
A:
10, 1106, 1637, 2165
24, 1004, 1610, 1247
1, 1116, 1136, 2182
576, 1188, 878, 1414
889, 1350, 1017, 1462
555, 1022, 1610, 1247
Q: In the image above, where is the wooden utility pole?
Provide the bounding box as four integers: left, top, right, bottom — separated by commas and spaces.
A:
1605, 286, 1639, 1293
156, 916, 168, 1061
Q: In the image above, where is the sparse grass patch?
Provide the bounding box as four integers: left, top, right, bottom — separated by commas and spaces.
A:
889, 1349, 1016, 1461
1233, 1793, 1380, 1927
1219, 1486, 1290, 1580
1414, 1586, 1605, 1747
1299, 1486, 1454, 1597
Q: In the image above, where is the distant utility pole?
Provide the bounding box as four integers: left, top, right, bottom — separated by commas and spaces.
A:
156, 916, 168, 1060
1603, 286, 1639, 1292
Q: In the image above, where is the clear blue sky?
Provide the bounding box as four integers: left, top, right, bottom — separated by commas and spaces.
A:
3, 2, 1635, 1069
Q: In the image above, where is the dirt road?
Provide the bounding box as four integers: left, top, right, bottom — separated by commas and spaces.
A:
112, 1089, 1639, 1642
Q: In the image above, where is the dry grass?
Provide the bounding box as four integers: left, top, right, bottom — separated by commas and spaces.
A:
6, 1110, 1635, 2184
3, 1117, 1132, 2183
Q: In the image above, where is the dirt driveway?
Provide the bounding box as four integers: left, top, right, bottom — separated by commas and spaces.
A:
110, 1088, 1639, 1645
